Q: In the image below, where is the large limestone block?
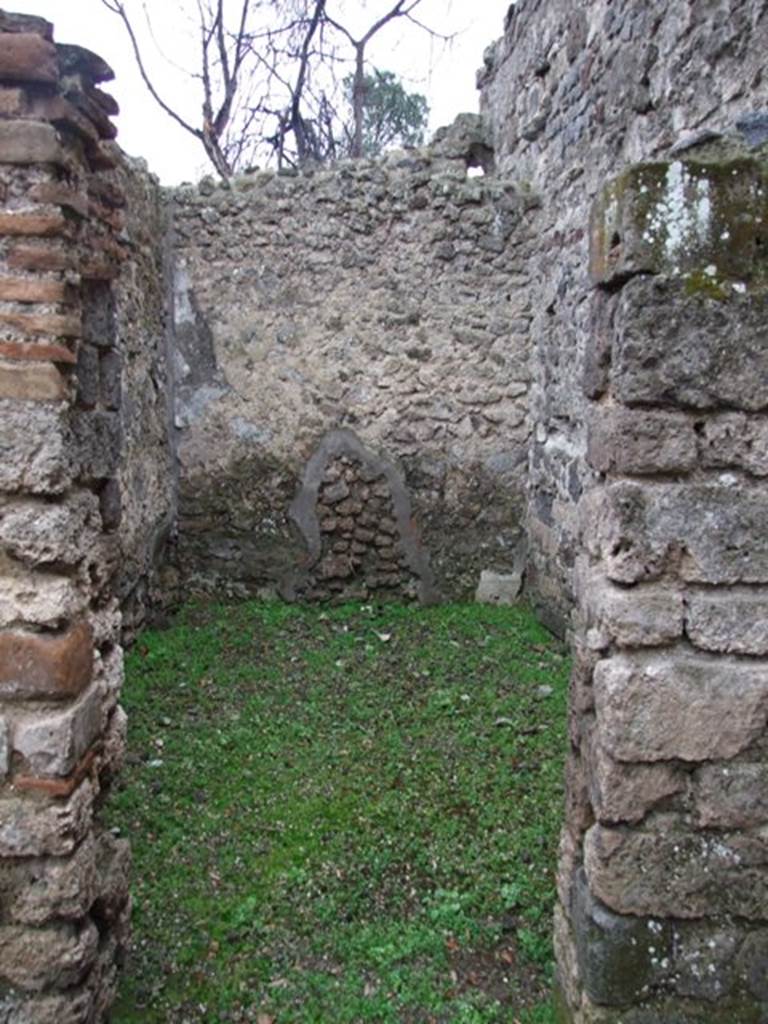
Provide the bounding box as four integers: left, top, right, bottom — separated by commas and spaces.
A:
698, 413, 768, 476
578, 565, 684, 648
0, 918, 98, 991
590, 156, 768, 289
695, 762, 768, 828
612, 279, 768, 411
0, 31, 59, 84
0, 491, 101, 567
587, 406, 697, 475
72, 410, 122, 481
587, 738, 686, 824
13, 679, 105, 776
0, 780, 94, 857
0, 400, 74, 494
2, 835, 97, 925
584, 822, 768, 920
593, 651, 768, 763
0, 560, 87, 629
92, 830, 131, 923
583, 481, 768, 584
686, 590, 768, 655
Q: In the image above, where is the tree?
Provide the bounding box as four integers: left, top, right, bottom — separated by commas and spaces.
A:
342, 69, 428, 158
99, 0, 448, 178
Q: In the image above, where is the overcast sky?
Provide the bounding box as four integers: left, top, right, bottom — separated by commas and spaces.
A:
8, 1, 509, 183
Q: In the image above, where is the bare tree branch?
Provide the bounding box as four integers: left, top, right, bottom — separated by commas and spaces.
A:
99, 0, 202, 140
102, 0, 446, 177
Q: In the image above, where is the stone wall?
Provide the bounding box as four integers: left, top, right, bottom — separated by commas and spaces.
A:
111, 158, 173, 639
479, 0, 768, 635
168, 117, 536, 603
557, 146, 768, 1024
2, 2, 768, 1022
480, 1, 768, 1020
0, 13, 131, 1020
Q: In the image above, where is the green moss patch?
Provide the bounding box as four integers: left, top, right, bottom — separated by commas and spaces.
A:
590, 153, 768, 291
107, 600, 568, 1023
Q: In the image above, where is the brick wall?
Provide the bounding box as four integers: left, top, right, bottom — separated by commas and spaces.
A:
0, 12, 130, 1019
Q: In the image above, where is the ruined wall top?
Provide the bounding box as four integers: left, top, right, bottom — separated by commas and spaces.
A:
480, 0, 768, 188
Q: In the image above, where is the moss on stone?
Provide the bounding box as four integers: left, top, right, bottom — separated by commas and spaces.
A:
591, 152, 767, 292
682, 268, 730, 301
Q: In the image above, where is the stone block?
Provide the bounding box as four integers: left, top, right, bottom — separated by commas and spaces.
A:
99, 348, 121, 409
0, 361, 68, 402
0, 567, 86, 629
0, 119, 64, 165
687, 591, 768, 655
75, 342, 99, 408
88, 601, 121, 648
575, 993, 768, 1024
0, 622, 93, 701
557, 829, 581, 914
93, 830, 131, 923
96, 646, 124, 711
98, 477, 122, 531
0, 30, 58, 84
588, 739, 686, 824
13, 679, 104, 776
553, 901, 582, 1017
587, 406, 697, 475
81, 279, 116, 348
564, 750, 593, 837
584, 821, 768, 920
99, 704, 127, 780
673, 927, 741, 1002
584, 481, 768, 585
2, 834, 97, 925
0, 987, 96, 1024
475, 568, 523, 604
0, 277, 68, 303
698, 414, 768, 476
28, 181, 90, 218
0, 716, 7, 778
737, 932, 768, 1001
0, 85, 24, 114
569, 639, 598, 716
612, 279, 768, 412
695, 762, 768, 828
590, 157, 768, 287
583, 290, 616, 400
0, 491, 101, 566
593, 651, 768, 763
0, 780, 94, 857
570, 867, 674, 1005
0, 919, 98, 992
72, 410, 121, 480
29, 94, 99, 144
0, 400, 74, 493
580, 572, 684, 648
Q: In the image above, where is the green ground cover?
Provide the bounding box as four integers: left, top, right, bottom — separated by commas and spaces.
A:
108, 600, 568, 1023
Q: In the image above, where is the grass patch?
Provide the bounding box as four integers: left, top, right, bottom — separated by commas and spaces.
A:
107, 600, 568, 1023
